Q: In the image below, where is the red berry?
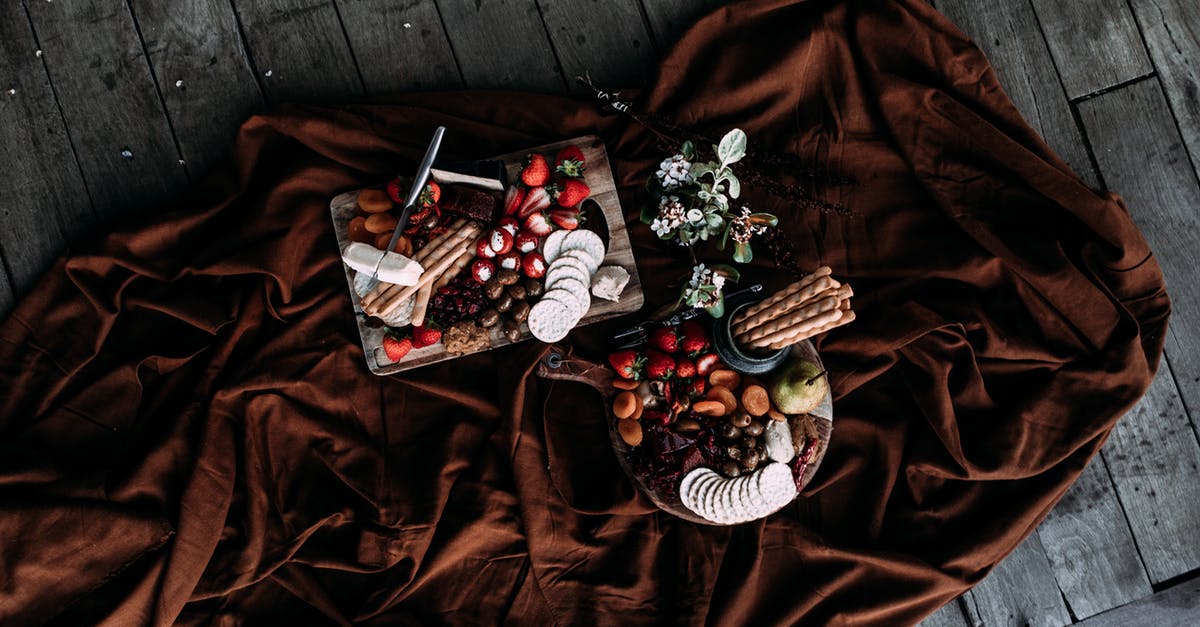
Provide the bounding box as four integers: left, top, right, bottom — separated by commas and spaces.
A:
521, 154, 552, 187
475, 237, 496, 259
386, 178, 404, 203
522, 251, 547, 278
523, 212, 553, 237
688, 377, 706, 399
608, 350, 645, 380
471, 258, 496, 284
419, 181, 441, 207
696, 353, 723, 376
497, 216, 520, 236
645, 350, 676, 380
412, 324, 442, 348
647, 327, 679, 353
383, 335, 412, 362
514, 230, 540, 254
503, 185, 525, 216
680, 319, 711, 356
675, 357, 697, 379
553, 179, 590, 208
518, 186, 551, 218
487, 228, 514, 254
554, 145, 586, 178
549, 208, 580, 230
497, 250, 521, 271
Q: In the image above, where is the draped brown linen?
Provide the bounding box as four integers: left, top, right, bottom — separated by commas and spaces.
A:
0, 0, 1169, 624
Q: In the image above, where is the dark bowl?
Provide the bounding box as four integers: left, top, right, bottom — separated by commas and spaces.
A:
710, 290, 790, 375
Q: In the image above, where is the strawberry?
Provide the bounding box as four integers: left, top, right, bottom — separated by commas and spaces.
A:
386, 178, 404, 203
647, 326, 679, 353
471, 258, 496, 284
608, 350, 646, 380
548, 208, 580, 230
497, 250, 521, 271
554, 145, 586, 178
503, 185, 525, 216
518, 186, 551, 218
521, 154, 551, 187
522, 251, 547, 278
679, 319, 710, 356
419, 181, 441, 207
497, 216, 520, 236
695, 353, 723, 376
675, 357, 697, 379
475, 236, 496, 259
412, 324, 442, 348
487, 228, 514, 254
645, 350, 676, 380
687, 377, 706, 399
523, 211, 552, 237
553, 179, 590, 208
514, 230, 539, 253
383, 334, 412, 362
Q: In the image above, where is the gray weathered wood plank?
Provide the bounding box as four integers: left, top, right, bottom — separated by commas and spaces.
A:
937, 0, 1098, 187
434, 0, 564, 92
0, 265, 14, 317
1129, 0, 1200, 212
336, 0, 463, 92
1076, 575, 1200, 627
1037, 451, 1152, 619
0, 2, 93, 294
128, 0, 265, 177
1029, 0, 1153, 99
639, 0, 724, 52
1098, 358, 1200, 584
24, 0, 188, 223
231, 0, 365, 102
965, 533, 1072, 627
537, 0, 657, 92
917, 598, 971, 627
1079, 77, 1200, 479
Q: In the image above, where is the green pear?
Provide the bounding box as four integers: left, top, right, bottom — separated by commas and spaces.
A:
769, 357, 827, 414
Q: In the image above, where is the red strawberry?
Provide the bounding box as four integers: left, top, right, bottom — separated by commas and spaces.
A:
487, 228, 513, 254
521, 154, 551, 187
419, 181, 441, 207
553, 179, 590, 208
523, 211, 552, 237
383, 334, 412, 362
679, 319, 710, 356
645, 350, 676, 380
608, 350, 646, 380
675, 357, 697, 379
522, 251, 547, 278
549, 208, 580, 230
497, 216, 520, 236
554, 145, 586, 178
695, 353, 723, 376
503, 185, 525, 216
687, 377, 706, 399
514, 230, 539, 254
386, 178, 404, 203
518, 186, 551, 218
647, 326, 679, 353
475, 236, 496, 259
471, 258, 496, 284
497, 250, 521, 271
412, 324, 442, 348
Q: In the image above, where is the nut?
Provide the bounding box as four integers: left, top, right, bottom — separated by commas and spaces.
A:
494, 293, 514, 313
478, 308, 500, 328
510, 300, 531, 323
484, 278, 505, 300
501, 318, 521, 342
497, 269, 520, 285
507, 284, 527, 301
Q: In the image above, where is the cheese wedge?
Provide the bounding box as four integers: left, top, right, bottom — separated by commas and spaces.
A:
341, 242, 423, 285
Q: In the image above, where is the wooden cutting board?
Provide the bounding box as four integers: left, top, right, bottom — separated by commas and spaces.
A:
329, 135, 644, 375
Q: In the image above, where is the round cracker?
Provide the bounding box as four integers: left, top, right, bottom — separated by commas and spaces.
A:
552, 275, 591, 312
545, 256, 591, 291
527, 297, 574, 342
542, 229, 571, 264
558, 249, 601, 277
540, 287, 586, 321
559, 230, 604, 273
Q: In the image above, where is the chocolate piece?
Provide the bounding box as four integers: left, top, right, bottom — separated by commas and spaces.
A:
440, 184, 499, 224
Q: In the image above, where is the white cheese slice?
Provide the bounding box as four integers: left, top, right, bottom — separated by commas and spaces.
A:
590, 265, 629, 302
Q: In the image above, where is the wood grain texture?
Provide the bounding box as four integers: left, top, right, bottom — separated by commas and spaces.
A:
1029, 0, 1153, 99
1076, 576, 1200, 627
1099, 359, 1200, 584
1037, 452, 1152, 618
435, 0, 564, 92
332, 136, 643, 374
937, 0, 1099, 187
336, 0, 464, 92
129, 0, 264, 176
639, 0, 724, 51
1129, 0, 1200, 187
965, 533, 1072, 627
1079, 78, 1200, 443
537, 0, 657, 92
24, 0, 187, 222
0, 266, 13, 317
231, 0, 365, 102
916, 598, 971, 627
0, 2, 92, 294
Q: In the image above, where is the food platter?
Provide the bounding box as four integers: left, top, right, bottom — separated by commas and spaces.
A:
329, 136, 644, 375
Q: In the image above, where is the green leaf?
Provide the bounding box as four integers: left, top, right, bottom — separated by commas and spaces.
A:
727, 175, 741, 199
690, 162, 713, 178
719, 225, 730, 250
705, 298, 725, 318
733, 241, 753, 263
706, 213, 723, 228
748, 212, 778, 227
681, 141, 695, 160
717, 128, 747, 165
710, 264, 741, 283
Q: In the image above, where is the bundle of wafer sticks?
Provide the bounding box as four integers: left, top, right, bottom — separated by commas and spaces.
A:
360, 218, 482, 325
730, 267, 854, 351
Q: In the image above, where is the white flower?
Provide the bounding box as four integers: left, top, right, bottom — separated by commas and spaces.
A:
656, 154, 694, 189
712, 273, 726, 289
650, 218, 672, 237
686, 208, 704, 224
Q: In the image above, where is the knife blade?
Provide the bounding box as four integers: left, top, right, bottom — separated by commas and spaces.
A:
371, 125, 446, 281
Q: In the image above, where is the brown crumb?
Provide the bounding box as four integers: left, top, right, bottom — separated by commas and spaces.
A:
444, 320, 491, 355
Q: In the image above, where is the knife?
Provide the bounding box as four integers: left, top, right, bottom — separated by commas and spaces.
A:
370, 125, 446, 281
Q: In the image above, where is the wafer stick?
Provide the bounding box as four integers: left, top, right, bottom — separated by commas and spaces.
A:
361, 221, 478, 310
434, 247, 474, 290
745, 308, 844, 350
372, 245, 470, 319
731, 266, 832, 327
764, 309, 856, 350
360, 219, 469, 308
732, 275, 835, 336
413, 247, 473, 325
737, 292, 841, 344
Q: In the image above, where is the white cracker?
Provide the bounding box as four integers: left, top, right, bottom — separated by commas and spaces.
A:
558, 232, 604, 273
697, 473, 726, 520
557, 249, 600, 277
527, 297, 574, 342
679, 467, 707, 499
540, 287, 586, 321
680, 469, 716, 520
555, 274, 592, 312
542, 229, 571, 264
546, 254, 590, 285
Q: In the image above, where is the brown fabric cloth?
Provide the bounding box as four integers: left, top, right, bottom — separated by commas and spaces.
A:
0, 0, 1169, 625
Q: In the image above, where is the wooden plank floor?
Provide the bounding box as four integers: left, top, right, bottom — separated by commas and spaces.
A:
1, 0, 1199, 624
